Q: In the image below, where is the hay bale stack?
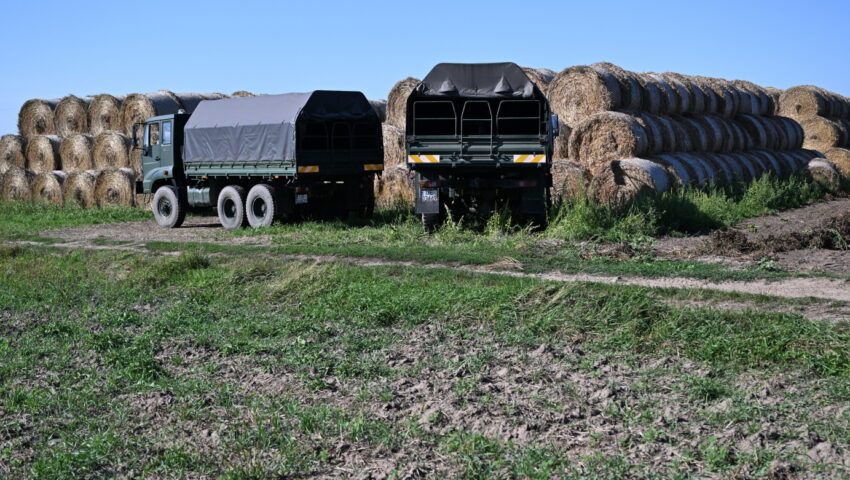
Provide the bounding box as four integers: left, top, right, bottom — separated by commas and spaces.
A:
0, 167, 34, 202
521, 67, 557, 92
550, 159, 589, 202
590, 158, 671, 206
369, 100, 388, 122
88, 94, 125, 135
54, 95, 91, 137
62, 170, 97, 208
31, 171, 66, 205
0, 134, 27, 173
59, 134, 95, 171
175, 93, 228, 113
382, 124, 405, 168
386, 77, 420, 130
779, 86, 850, 119
568, 111, 650, 169
119, 90, 183, 136
231, 91, 256, 97
25, 135, 61, 173
824, 148, 850, 177
18, 98, 61, 137
95, 168, 136, 208
548, 65, 622, 128
93, 132, 131, 169
799, 116, 848, 150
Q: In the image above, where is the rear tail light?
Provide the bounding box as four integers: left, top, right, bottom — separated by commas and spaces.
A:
517, 180, 537, 187
296, 187, 308, 194
419, 180, 438, 188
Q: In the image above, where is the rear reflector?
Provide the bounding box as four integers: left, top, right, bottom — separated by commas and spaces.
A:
297, 166, 319, 173
363, 164, 383, 171
408, 155, 440, 163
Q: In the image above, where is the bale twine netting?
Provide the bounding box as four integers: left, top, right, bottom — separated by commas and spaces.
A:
0, 166, 34, 202
31, 171, 66, 205
18, 98, 61, 137
175, 93, 228, 113
95, 168, 136, 208
0, 134, 27, 173
62, 170, 98, 208
93, 132, 131, 169
88, 94, 125, 135
382, 124, 405, 167
54, 95, 91, 137
799, 116, 849, 150
824, 148, 850, 176
551, 159, 589, 202
386, 77, 420, 129
779, 86, 850, 119
370, 100, 388, 122
59, 134, 95, 171
119, 90, 184, 136
25, 135, 61, 173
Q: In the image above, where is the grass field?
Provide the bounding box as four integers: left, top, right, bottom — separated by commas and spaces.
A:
1, 246, 849, 478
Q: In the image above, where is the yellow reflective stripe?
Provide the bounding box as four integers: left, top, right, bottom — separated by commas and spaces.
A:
408, 155, 440, 163
363, 164, 383, 171
297, 166, 320, 173
513, 154, 546, 163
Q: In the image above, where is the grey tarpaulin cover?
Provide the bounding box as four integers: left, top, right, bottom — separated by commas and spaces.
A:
184, 90, 377, 163
410, 62, 539, 99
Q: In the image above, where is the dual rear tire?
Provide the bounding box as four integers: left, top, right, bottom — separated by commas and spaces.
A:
217, 184, 278, 230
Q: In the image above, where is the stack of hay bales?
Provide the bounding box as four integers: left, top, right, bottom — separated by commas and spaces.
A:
778, 86, 850, 177
549, 63, 839, 205
0, 90, 234, 207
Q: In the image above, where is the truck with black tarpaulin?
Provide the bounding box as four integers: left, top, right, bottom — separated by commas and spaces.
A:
405, 62, 559, 231
134, 90, 383, 229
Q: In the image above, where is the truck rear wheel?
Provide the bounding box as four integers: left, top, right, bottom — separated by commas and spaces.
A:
422, 213, 442, 233
246, 184, 278, 228
152, 185, 186, 229
217, 185, 248, 229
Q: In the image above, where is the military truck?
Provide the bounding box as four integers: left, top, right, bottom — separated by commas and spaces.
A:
405, 62, 559, 231
134, 91, 383, 229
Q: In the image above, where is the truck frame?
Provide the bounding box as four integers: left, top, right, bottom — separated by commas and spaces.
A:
135, 91, 383, 229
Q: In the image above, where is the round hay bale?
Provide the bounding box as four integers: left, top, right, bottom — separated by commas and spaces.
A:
662, 72, 698, 114
54, 95, 91, 137
737, 115, 769, 150
31, 170, 66, 205
93, 132, 131, 169
551, 159, 590, 202
554, 127, 572, 160
732, 152, 758, 182
808, 160, 842, 187
95, 168, 136, 208
119, 90, 183, 136
764, 87, 782, 115
781, 150, 809, 172
746, 152, 770, 179
88, 94, 126, 136
636, 73, 662, 114
712, 152, 745, 182
694, 115, 724, 152
590, 158, 668, 207
648, 74, 679, 114
175, 93, 228, 113
653, 153, 694, 186
25, 135, 61, 173
640, 113, 678, 152
676, 116, 710, 152
800, 116, 844, 150
548, 66, 621, 128
369, 99, 387, 122
733, 80, 771, 116
669, 117, 693, 152
706, 79, 737, 117
382, 124, 405, 168
568, 111, 650, 169
592, 63, 642, 111
0, 134, 27, 173
375, 166, 413, 209
18, 98, 61, 137
521, 67, 557, 92
59, 134, 95, 171
729, 84, 756, 116
692, 77, 720, 114
635, 113, 664, 153
779, 86, 836, 119
62, 170, 97, 208
0, 167, 34, 201
753, 150, 785, 178
824, 147, 850, 177
704, 152, 732, 184
682, 152, 717, 186
386, 77, 421, 130
726, 118, 749, 151
231, 91, 256, 97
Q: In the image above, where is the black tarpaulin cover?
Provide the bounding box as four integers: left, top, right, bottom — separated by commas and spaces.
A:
184, 90, 377, 163
412, 62, 538, 99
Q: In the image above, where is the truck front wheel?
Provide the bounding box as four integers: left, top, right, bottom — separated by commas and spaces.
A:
217, 185, 248, 229
152, 185, 186, 229
246, 184, 278, 228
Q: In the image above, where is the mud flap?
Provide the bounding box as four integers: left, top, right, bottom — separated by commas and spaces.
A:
415, 187, 440, 214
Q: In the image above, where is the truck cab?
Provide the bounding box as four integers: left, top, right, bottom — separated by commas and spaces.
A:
135, 112, 191, 196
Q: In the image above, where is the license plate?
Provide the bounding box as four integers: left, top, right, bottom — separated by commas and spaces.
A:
420, 189, 438, 202
295, 194, 308, 205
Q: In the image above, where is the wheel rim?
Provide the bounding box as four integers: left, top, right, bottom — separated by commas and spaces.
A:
223, 198, 237, 220
158, 197, 172, 218
251, 197, 267, 221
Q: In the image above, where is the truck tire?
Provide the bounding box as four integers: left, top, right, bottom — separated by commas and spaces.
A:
217, 185, 248, 230
246, 184, 278, 228
422, 213, 442, 233
152, 185, 186, 228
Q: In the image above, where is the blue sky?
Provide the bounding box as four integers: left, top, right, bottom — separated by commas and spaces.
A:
1, 0, 848, 135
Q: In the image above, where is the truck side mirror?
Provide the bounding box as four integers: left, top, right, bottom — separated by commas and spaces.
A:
131, 124, 140, 149
550, 114, 560, 138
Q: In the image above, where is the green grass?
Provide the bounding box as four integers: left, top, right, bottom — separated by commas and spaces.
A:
0, 201, 151, 240
1, 246, 849, 478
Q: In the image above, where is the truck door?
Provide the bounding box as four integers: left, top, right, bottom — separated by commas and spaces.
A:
142, 121, 162, 173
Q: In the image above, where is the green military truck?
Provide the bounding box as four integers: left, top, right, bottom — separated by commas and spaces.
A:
134, 91, 383, 229
405, 62, 559, 231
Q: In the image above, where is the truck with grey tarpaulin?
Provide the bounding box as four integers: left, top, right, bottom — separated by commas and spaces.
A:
134, 90, 383, 229
405, 62, 559, 231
